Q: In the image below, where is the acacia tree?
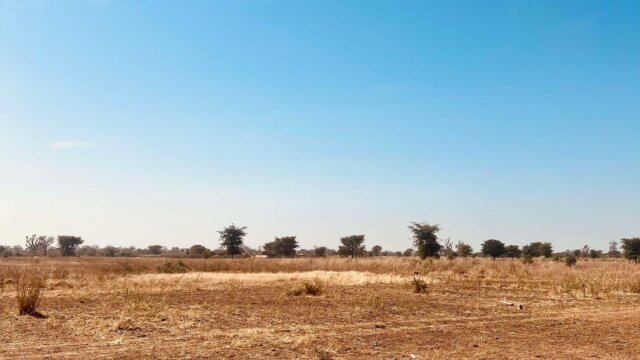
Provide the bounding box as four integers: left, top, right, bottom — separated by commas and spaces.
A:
481, 239, 506, 259
621, 237, 640, 264
263, 236, 299, 258
371, 245, 383, 257
522, 242, 553, 258
57, 235, 84, 257
504, 245, 522, 258
148, 245, 163, 255
314, 246, 328, 257
408, 222, 441, 259
218, 224, 247, 258
455, 241, 473, 258
338, 235, 366, 258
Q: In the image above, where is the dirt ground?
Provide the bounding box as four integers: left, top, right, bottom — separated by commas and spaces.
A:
1, 259, 639, 359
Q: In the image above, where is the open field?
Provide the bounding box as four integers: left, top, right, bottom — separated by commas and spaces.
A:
1, 257, 639, 359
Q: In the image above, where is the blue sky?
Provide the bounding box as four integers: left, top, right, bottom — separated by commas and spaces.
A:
1, 0, 638, 251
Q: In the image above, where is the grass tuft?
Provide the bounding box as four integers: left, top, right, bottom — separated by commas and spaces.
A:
288, 279, 324, 296
15, 263, 48, 317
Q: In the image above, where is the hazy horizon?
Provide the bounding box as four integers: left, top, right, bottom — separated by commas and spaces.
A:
1, 0, 639, 252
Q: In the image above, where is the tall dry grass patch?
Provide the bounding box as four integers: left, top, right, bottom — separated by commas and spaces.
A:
15, 262, 48, 316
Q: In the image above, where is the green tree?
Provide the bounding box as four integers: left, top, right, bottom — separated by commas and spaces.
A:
504, 245, 522, 258
455, 241, 473, 258
338, 235, 366, 258
522, 242, 553, 258
371, 245, 383, 257
102, 246, 118, 257
189, 244, 212, 258
218, 224, 247, 258
408, 222, 441, 259
314, 246, 328, 257
57, 235, 84, 257
263, 236, 299, 258
148, 245, 163, 255
621, 237, 640, 264
481, 239, 505, 259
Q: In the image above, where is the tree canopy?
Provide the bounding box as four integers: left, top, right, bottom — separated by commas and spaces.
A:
218, 224, 247, 258
263, 236, 299, 258
408, 222, 441, 259
481, 239, 505, 259
338, 235, 366, 258
621, 237, 640, 264
57, 235, 84, 257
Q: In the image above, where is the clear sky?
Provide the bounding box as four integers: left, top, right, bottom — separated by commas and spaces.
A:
1, 0, 639, 252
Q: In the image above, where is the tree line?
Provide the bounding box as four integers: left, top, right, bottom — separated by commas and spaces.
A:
2, 222, 639, 263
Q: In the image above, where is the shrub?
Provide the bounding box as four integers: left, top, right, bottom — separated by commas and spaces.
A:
411, 273, 428, 294
565, 254, 577, 267
314, 349, 333, 360
15, 263, 47, 316
521, 255, 534, 265
156, 261, 189, 274
288, 279, 324, 296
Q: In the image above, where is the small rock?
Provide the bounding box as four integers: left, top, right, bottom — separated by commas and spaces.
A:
410, 354, 418, 359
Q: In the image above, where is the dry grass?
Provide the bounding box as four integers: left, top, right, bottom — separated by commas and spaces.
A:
15, 262, 47, 316
0, 257, 639, 358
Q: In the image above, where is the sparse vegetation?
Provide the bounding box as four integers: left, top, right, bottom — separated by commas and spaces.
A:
156, 260, 190, 274
288, 278, 324, 296
15, 262, 47, 316
411, 272, 428, 293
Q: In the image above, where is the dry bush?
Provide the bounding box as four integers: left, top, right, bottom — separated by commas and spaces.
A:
288, 279, 324, 296
314, 348, 333, 360
156, 260, 189, 274
411, 273, 428, 294
15, 263, 48, 316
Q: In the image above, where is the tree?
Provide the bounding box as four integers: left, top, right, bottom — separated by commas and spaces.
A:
504, 245, 522, 258
25, 235, 39, 254
263, 236, 299, 258
371, 245, 382, 257
580, 245, 591, 258
408, 222, 441, 259
522, 242, 553, 258
621, 237, 640, 264
481, 239, 505, 259
455, 241, 473, 258
589, 249, 601, 259
189, 244, 212, 258
441, 238, 456, 259
57, 235, 84, 257
102, 246, 118, 257
148, 245, 163, 255
338, 235, 366, 259
565, 252, 577, 267
403, 248, 414, 257
608, 240, 621, 258
314, 246, 328, 257
24, 235, 55, 256
41, 236, 54, 256
218, 224, 247, 258
539, 242, 553, 258
277, 236, 298, 257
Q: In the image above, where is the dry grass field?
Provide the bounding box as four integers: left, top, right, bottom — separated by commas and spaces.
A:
1, 257, 639, 359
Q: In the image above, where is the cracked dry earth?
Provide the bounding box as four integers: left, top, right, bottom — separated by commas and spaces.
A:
1, 276, 639, 359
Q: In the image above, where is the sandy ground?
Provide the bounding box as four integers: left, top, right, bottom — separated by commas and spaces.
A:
1, 269, 638, 359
